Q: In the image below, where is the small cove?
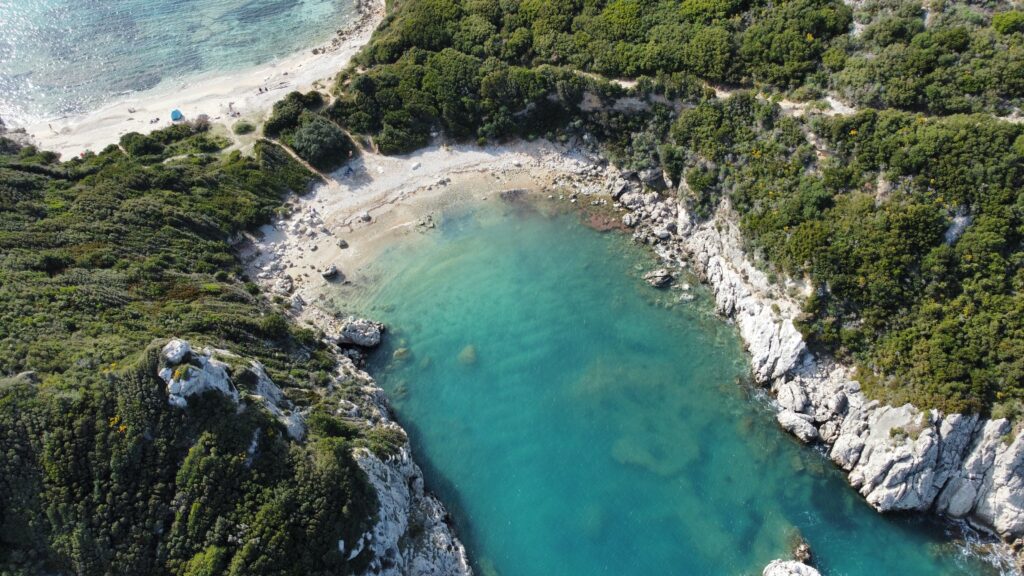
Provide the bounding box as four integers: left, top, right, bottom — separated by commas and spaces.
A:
333, 197, 1001, 576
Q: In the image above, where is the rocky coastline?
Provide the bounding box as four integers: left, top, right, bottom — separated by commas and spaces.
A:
612, 171, 1024, 565
243, 134, 1022, 572
156, 337, 472, 576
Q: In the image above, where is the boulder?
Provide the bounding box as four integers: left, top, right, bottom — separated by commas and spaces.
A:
763, 560, 820, 576
777, 410, 819, 443
272, 275, 294, 295
337, 318, 384, 347
638, 167, 667, 190
643, 268, 673, 288
321, 265, 340, 279
776, 381, 809, 414
162, 339, 191, 364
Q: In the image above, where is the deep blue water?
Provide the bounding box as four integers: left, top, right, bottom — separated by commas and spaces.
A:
337, 200, 1001, 576
0, 0, 358, 122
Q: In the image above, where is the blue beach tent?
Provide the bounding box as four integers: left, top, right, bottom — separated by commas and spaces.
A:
170, 109, 183, 121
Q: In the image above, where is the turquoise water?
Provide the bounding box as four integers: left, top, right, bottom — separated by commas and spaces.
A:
338, 200, 1000, 576
0, 0, 358, 122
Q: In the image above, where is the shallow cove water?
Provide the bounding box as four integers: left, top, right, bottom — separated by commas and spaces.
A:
340, 199, 997, 575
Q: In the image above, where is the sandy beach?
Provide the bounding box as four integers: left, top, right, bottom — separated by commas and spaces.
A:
239, 139, 622, 333
16, 0, 384, 159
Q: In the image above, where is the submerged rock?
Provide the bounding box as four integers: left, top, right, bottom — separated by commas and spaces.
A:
458, 345, 477, 365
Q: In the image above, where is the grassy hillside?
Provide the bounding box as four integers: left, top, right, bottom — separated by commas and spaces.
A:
0, 126, 386, 575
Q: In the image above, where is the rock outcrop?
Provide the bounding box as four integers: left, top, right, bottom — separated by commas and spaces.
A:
157, 338, 471, 575
158, 340, 239, 408
337, 317, 384, 348
763, 560, 821, 576
333, 350, 472, 576
354, 446, 472, 576
616, 186, 1024, 545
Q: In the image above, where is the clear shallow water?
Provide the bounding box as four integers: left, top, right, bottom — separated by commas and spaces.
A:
0, 0, 358, 122
340, 200, 999, 576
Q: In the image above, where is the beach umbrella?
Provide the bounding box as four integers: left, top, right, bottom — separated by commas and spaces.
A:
170, 109, 183, 121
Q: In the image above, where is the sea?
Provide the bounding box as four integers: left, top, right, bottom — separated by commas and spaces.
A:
0, 0, 359, 124
336, 199, 1011, 576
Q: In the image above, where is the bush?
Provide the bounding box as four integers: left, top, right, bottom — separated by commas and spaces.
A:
289, 114, 355, 171
993, 11, 1024, 35
264, 91, 325, 137
233, 120, 256, 135
120, 132, 165, 157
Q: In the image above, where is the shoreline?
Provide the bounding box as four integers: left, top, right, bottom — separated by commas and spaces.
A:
10, 0, 384, 159
239, 139, 613, 334
622, 178, 1024, 572
242, 137, 1023, 574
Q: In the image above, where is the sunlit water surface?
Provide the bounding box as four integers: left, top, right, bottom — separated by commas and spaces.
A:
336, 200, 1001, 576
0, 0, 358, 122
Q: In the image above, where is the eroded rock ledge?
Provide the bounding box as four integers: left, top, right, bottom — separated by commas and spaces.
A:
158, 339, 472, 576
616, 181, 1024, 548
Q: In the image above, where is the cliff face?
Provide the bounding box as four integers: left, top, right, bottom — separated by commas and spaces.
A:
344, 361, 474, 576
615, 183, 1024, 544
158, 339, 472, 576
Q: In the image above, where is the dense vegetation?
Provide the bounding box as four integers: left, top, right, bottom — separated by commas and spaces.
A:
264, 92, 357, 171
833, 1, 1024, 115
319, 0, 1024, 415
0, 125, 388, 575
2, 0, 1024, 572
666, 96, 1023, 414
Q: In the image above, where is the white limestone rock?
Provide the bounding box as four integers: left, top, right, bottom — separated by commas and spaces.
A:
966, 426, 1024, 537
337, 317, 384, 348
272, 275, 294, 295
775, 381, 809, 414
355, 445, 472, 576
777, 410, 819, 443
246, 361, 306, 441
159, 341, 238, 408
162, 339, 191, 364
762, 560, 821, 576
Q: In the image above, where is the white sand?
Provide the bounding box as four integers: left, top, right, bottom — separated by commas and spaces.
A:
240, 140, 619, 332
18, 0, 385, 159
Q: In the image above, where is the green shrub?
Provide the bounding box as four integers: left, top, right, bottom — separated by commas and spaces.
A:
993, 11, 1024, 35
264, 91, 325, 137
289, 114, 356, 171
232, 120, 256, 135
